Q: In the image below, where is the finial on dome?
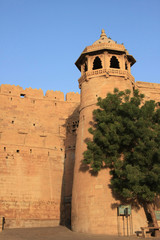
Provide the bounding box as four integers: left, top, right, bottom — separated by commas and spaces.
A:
100, 29, 107, 38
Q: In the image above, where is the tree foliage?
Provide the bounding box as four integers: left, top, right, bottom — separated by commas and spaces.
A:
83, 88, 160, 205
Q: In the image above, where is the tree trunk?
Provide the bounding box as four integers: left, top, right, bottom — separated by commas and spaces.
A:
147, 202, 159, 227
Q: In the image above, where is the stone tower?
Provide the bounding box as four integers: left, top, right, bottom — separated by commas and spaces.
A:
71, 30, 147, 235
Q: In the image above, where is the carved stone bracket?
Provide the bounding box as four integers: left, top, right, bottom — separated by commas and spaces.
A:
106, 72, 109, 78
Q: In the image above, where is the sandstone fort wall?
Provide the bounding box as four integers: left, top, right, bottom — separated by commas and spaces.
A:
0, 84, 80, 228
1, 28, 160, 235
0, 80, 159, 229
136, 81, 160, 102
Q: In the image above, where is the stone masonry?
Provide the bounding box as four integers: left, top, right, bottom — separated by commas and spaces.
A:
0, 84, 80, 228
0, 30, 160, 235
71, 30, 160, 235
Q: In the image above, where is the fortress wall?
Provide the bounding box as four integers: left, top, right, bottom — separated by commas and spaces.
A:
0, 144, 64, 227
0, 84, 80, 228
136, 81, 160, 102
0, 84, 80, 102
0, 84, 44, 99
0, 84, 24, 95
45, 90, 64, 101
66, 92, 80, 102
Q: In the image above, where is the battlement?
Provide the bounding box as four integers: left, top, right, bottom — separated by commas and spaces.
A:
0, 84, 44, 98
0, 84, 24, 95
136, 81, 160, 89
45, 90, 64, 101
0, 84, 80, 103
66, 92, 80, 102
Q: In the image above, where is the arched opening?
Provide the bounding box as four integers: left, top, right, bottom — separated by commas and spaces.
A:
84, 62, 88, 72
110, 56, 120, 69
93, 56, 102, 70
125, 62, 128, 70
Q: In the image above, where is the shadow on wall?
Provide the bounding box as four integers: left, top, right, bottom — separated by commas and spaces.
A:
60, 106, 80, 229
79, 117, 99, 177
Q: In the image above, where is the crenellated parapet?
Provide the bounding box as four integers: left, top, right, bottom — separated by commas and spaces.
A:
0, 84, 80, 102
0, 84, 44, 99
0, 84, 24, 95
66, 92, 80, 102
45, 90, 64, 101
24, 87, 44, 98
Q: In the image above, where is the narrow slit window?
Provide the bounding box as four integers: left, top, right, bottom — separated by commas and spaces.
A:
125, 62, 128, 70
85, 62, 88, 72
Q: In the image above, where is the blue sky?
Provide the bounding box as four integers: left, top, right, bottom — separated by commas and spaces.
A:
0, 0, 160, 96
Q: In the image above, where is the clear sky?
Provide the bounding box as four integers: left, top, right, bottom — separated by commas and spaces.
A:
0, 0, 160, 96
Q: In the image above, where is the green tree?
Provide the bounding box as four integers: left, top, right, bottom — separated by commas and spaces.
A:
83, 88, 160, 227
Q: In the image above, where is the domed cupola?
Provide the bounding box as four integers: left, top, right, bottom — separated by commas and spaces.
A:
92, 29, 116, 44
75, 29, 136, 89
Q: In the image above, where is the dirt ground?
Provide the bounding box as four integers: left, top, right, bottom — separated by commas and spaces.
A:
0, 226, 159, 240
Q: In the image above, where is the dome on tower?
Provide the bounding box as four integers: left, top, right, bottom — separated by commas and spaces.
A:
92, 29, 115, 45
75, 29, 136, 71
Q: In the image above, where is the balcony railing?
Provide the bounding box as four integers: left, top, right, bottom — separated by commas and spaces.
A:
78, 68, 135, 88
